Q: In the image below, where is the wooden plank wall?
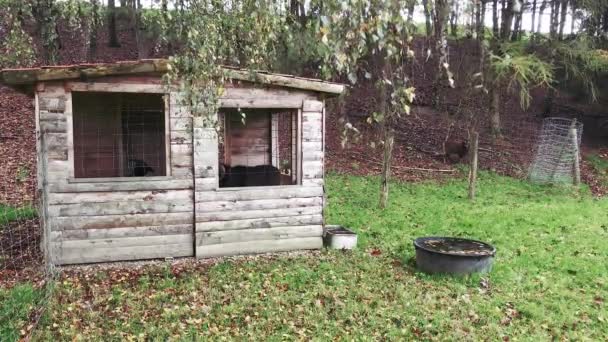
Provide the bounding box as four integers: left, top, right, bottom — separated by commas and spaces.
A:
194, 99, 325, 258
39, 85, 194, 265
225, 111, 271, 166
39, 80, 326, 264
271, 113, 279, 167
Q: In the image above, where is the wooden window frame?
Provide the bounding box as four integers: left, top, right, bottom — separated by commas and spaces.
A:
66, 83, 172, 182
218, 108, 302, 189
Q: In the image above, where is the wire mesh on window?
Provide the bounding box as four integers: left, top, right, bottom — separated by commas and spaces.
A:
72, 92, 166, 178
219, 109, 298, 187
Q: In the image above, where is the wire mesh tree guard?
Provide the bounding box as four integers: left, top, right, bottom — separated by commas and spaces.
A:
529, 117, 583, 185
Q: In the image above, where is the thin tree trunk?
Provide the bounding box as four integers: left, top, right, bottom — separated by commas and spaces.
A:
501, 0, 506, 29
378, 62, 394, 209
500, 0, 515, 40
518, 9, 523, 36
475, 0, 482, 38
379, 122, 395, 208
476, 17, 488, 113
406, 0, 415, 23
571, 121, 580, 186
543, 38, 556, 117
544, 1, 561, 115
511, 14, 520, 40
422, 0, 433, 37
108, 0, 120, 47
298, 1, 306, 24
570, 3, 576, 34
537, 1, 546, 36
433, 0, 450, 107
88, 0, 100, 61
468, 129, 479, 200
530, 0, 537, 34
379, 58, 395, 208
489, 86, 501, 137
133, 0, 147, 58
479, 0, 486, 38
478, 0, 487, 80
488, 0, 515, 138
558, 0, 568, 40
492, 0, 499, 36
34, 0, 60, 65
470, 4, 487, 200
450, 0, 459, 37
512, 9, 523, 40
290, 0, 298, 19
161, 0, 172, 54
549, 0, 560, 39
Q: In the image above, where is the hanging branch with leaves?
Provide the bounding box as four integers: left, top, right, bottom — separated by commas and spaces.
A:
0, 0, 36, 68
318, 0, 416, 208
32, 0, 61, 65
160, 0, 284, 130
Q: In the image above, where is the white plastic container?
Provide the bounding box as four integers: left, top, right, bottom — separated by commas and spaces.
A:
323, 225, 357, 250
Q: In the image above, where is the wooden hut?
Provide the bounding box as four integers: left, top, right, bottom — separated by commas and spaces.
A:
0, 60, 344, 265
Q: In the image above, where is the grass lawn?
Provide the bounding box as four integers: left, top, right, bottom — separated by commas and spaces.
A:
0, 205, 37, 227
1, 204, 42, 341
27, 173, 608, 340
0, 284, 42, 341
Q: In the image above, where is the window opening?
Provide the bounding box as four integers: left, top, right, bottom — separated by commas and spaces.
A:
218, 109, 298, 187
72, 92, 166, 178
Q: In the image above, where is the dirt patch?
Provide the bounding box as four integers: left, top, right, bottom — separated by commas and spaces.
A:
0, 87, 37, 207
581, 147, 608, 197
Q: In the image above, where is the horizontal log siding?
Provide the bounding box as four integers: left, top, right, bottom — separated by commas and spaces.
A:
41, 88, 194, 265
194, 100, 325, 258
39, 84, 326, 264
52, 240, 193, 265
301, 101, 324, 187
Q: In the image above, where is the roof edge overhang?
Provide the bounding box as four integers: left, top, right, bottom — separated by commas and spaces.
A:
0, 59, 345, 96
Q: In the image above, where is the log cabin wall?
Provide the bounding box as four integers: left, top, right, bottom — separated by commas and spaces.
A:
194, 90, 326, 258
0, 60, 345, 266
36, 78, 328, 264
38, 80, 194, 265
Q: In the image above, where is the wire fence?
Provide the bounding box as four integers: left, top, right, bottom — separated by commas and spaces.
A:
1, 181, 57, 341
529, 117, 583, 185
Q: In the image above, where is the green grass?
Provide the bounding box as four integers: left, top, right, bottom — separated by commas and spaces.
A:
32, 173, 608, 340
1, 204, 41, 342
0, 284, 42, 341
0, 205, 37, 227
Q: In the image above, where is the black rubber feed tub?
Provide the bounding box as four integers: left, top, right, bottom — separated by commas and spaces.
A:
414, 237, 496, 275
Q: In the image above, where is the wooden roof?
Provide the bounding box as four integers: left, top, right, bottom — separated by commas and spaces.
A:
0, 59, 345, 95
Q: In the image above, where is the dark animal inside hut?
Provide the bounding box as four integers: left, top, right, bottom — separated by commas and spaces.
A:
219, 164, 281, 187
127, 159, 155, 177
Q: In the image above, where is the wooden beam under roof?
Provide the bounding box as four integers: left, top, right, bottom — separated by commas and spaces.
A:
0, 59, 345, 95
